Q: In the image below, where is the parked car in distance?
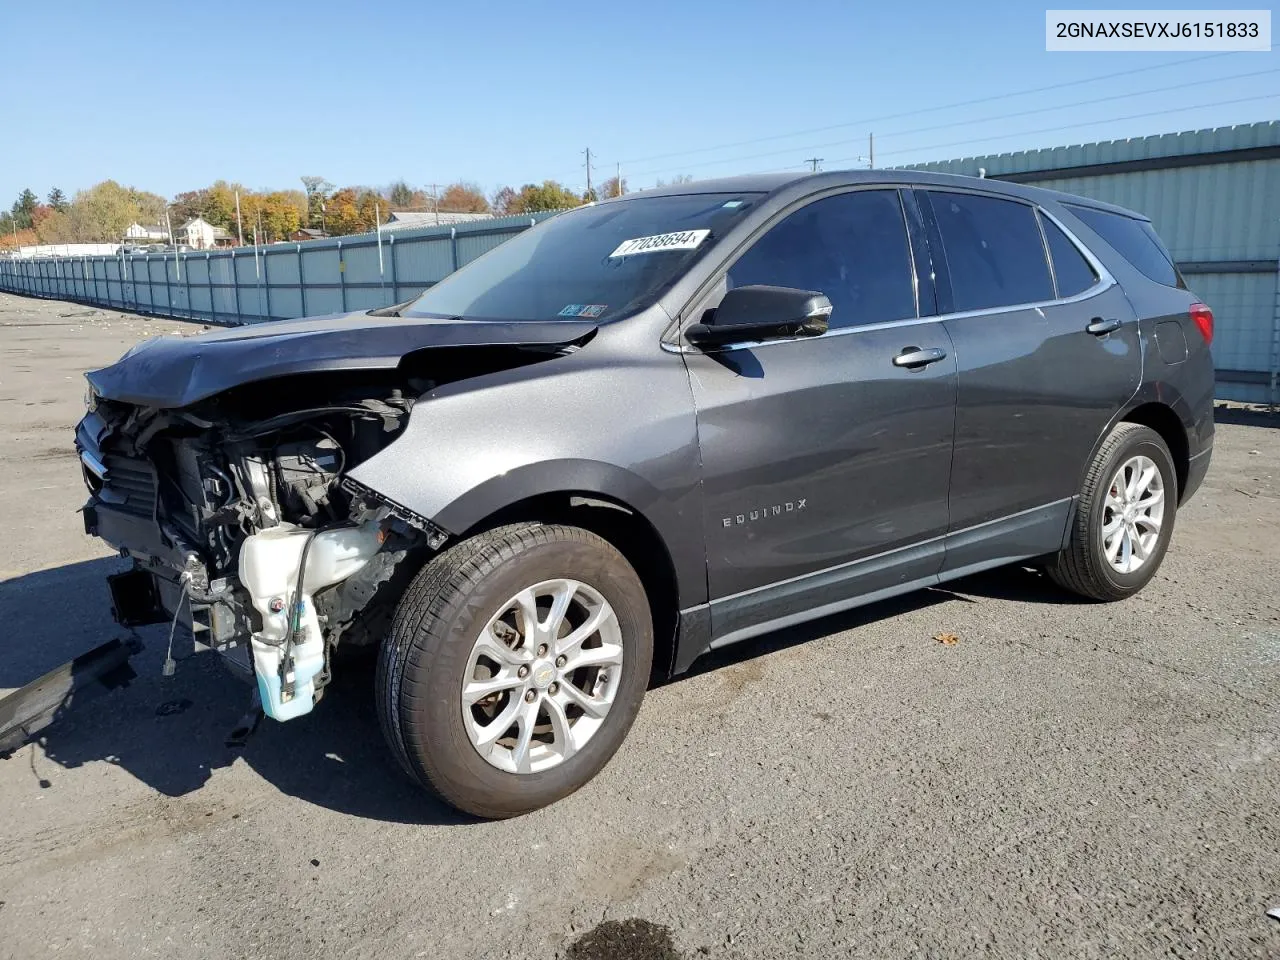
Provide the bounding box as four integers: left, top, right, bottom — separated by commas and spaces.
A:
76, 170, 1213, 817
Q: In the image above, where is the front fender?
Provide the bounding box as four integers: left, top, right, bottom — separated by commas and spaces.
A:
346, 337, 707, 606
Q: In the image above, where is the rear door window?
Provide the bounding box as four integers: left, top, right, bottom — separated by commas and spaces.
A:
1040, 213, 1098, 298
727, 190, 917, 330
1065, 204, 1181, 287
923, 191, 1054, 312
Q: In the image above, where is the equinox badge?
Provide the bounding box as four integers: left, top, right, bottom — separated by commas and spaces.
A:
722, 499, 807, 527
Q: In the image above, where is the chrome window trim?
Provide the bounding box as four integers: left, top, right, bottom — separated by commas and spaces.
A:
666, 201, 1116, 355
897, 187, 923, 320
1035, 207, 1061, 298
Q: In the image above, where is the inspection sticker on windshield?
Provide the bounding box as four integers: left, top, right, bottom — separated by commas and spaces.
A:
559, 303, 607, 318
608, 228, 710, 258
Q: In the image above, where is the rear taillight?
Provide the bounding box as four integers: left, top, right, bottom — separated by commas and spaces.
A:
1190, 302, 1213, 344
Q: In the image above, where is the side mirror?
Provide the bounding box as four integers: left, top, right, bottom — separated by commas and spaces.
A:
685, 284, 832, 347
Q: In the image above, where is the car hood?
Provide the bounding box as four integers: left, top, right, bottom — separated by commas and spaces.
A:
85, 310, 598, 408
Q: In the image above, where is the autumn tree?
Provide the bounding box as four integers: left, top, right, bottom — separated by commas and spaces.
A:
438, 181, 490, 213
300, 176, 333, 229
11, 189, 38, 229
597, 175, 627, 199
505, 181, 581, 214
655, 174, 694, 187
52, 181, 169, 241
170, 189, 208, 225
0, 226, 38, 251
199, 181, 242, 230
238, 190, 304, 243
35, 209, 74, 243
128, 186, 167, 224
490, 186, 517, 216
30, 203, 54, 233
323, 187, 388, 235
47, 188, 68, 212
387, 180, 415, 208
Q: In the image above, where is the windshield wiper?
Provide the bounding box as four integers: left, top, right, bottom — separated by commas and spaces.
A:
367, 298, 418, 318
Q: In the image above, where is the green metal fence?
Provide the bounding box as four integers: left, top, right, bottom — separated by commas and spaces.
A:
0, 213, 554, 325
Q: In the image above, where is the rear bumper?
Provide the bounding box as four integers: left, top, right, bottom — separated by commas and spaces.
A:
1183, 443, 1212, 504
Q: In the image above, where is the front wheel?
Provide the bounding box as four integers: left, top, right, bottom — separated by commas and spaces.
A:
1047, 422, 1178, 601
376, 523, 653, 818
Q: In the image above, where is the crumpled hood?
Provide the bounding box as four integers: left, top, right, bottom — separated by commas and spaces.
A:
85, 310, 597, 409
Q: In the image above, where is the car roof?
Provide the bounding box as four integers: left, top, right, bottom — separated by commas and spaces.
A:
625, 169, 1147, 220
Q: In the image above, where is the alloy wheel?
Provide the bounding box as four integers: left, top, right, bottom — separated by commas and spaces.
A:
1101, 454, 1165, 574
461, 579, 623, 774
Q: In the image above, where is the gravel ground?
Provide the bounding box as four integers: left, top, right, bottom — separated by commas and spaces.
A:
0, 291, 1278, 960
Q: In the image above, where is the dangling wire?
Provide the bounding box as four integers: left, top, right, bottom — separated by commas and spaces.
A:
162, 587, 189, 677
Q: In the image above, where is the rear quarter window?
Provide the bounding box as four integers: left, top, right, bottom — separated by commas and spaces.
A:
1039, 213, 1098, 298
1065, 204, 1182, 288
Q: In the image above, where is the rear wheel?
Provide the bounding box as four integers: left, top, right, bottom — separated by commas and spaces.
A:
376, 523, 652, 818
1047, 422, 1178, 601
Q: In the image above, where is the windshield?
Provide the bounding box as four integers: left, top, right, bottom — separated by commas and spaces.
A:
401, 193, 763, 322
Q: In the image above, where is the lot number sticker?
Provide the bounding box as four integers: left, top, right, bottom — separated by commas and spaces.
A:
608, 229, 710, 258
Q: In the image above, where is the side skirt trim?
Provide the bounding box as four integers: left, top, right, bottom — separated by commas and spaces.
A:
673, 498, 1072, 674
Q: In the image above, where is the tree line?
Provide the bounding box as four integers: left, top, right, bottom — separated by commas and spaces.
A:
0, 172, 662, 251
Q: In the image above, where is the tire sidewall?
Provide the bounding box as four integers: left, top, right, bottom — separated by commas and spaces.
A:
400, 532, 652, 814
1087, 431, 1178, 594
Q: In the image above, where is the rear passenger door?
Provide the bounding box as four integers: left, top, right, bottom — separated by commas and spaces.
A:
917, 189, 1140, 572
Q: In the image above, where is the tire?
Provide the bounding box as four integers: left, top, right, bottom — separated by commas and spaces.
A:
376, 523, 653, 818
1047, 423, 1178, 601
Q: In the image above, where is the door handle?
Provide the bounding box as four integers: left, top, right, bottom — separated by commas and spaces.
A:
893, 346, 947, 369
1086, 317, 1122, 336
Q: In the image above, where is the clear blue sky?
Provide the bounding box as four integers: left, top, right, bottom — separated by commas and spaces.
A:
2, 0, 1278, 204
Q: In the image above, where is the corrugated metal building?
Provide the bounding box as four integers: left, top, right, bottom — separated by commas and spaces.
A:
906, 121, 1280, 404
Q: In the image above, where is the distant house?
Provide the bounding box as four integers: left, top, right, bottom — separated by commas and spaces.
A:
175, 217, 236, 249
177, 217, 217, 250
291, 227, 329, 241
124, 222, 169, 243
383, 210, 493, 231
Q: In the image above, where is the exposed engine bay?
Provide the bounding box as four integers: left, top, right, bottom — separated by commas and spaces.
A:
77, 363, 467, 725
73, 308, 597, 727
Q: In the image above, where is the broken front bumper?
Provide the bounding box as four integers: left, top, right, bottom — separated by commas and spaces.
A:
84, 499, 256, 673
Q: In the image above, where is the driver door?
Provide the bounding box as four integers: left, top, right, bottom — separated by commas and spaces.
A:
682, 188, 958, 645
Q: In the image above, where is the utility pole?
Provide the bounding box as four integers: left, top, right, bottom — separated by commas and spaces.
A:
584, 148, 593, 199
616, 162, 622, 198
805, 157, 824, 172
375, 201, 385, 300
234, 191, 245, 246
869, 133, 874, 169
428, 184, 441, 224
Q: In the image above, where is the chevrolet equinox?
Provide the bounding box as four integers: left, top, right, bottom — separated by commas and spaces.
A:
77, 171, 1214, 817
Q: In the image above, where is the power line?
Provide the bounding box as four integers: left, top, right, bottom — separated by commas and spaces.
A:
615, 52, 1232, 167
878, 67, 1280, 142
819, 92, 1280, 168
625, 68, 1280, 181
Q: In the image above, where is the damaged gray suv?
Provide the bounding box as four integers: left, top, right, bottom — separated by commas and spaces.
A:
77, 171, 1214, 817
